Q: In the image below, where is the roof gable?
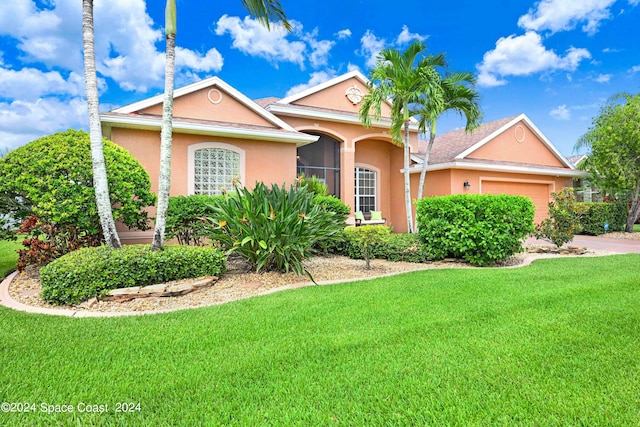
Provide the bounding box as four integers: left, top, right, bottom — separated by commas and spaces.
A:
430, 114, 573, 169
112, 76, 296, 131
277, 71, 393, 117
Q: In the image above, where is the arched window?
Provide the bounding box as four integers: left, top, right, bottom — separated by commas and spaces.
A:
188, 143, 244, 195
354, 167, 377, 214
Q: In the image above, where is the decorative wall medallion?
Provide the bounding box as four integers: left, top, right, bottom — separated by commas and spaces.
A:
207, 89, 223, 104
345, 85, 364, 105
514, 124, 526, 143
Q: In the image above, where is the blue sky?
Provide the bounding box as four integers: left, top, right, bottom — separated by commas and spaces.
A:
1, 0, 639, 156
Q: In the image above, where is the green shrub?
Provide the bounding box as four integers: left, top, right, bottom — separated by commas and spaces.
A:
329, 227, 429, 264
40, 244, 226, 305
312, 195, 350, 219
296, 174, 328, 196
0, 130, 156, 268
534, 188, 581, 247
576, 202, 627, 235
416, 194, 535, 266
205, 182, 344, 278
166, 195, 224, 245
343, 226, 390, 269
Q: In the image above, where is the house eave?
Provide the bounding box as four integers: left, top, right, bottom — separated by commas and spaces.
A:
266, 104, 421, 132
406, 161, 590, 178
100, 115, 318, 145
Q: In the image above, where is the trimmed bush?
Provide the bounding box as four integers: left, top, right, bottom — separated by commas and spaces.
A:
0, 130, 156, 269
40, 245, 226, 305
206, 182, 344, 277
416, 194, 534, 266
166, 195, 224, 245
328, 227, 429, 264
576, 202, 627, 235
312, 195, 351, 220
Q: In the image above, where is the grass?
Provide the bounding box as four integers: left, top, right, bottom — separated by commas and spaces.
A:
1, 254, 639, 426
0, 239, 20, 278
634, 224, 640, 232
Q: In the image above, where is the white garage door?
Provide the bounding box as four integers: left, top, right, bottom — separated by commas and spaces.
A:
481, 180, 552, 223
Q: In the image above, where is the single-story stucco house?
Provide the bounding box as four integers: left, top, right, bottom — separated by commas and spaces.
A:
100, 71, 586, 242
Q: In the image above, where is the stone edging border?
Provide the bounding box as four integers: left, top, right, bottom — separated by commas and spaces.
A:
0, 253, 609, 318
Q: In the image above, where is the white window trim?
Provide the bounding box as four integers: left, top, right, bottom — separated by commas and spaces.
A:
354, 164, 380, 213
188, 142, 246, 195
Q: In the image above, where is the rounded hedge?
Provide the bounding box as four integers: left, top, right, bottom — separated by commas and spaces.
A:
0, 129, 156, 237
416, 194, 535, 266
40, 244, 226, 305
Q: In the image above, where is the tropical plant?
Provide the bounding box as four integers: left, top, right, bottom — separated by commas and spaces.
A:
82, 0, 121, 248
151, 0, 291, 251
296, 173, 329, 196
575, 92, 640, 232
205, 182, 344, 279
415, 71, 482, 201
359, 40, 446, 233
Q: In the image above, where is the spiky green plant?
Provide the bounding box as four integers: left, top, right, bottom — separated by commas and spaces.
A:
206, 182, 345, 279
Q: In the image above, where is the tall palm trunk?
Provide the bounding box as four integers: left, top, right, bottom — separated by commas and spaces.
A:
151, 0, 176, 251
416, 124, 436, 201
82, 0, 121, 249
403, 120, 414, 233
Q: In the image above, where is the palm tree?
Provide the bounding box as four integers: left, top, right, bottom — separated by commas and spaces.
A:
359, 41, 446, 233
415, 71, 482, 201
151, 0, 291, 251
82, 0, 122, 249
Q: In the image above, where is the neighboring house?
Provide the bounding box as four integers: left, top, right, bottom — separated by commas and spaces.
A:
567, 154, 600, 202
101, 71, 585, 242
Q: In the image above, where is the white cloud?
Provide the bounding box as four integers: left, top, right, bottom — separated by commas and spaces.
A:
358, 30, 387, 69
476, 32, 591, 87
395, 25, 427, 45
629, 65, 640, 74
602, 47, 622, 53
0, 67, 85, 101
550, 104, 571, 120
336, 29, 352, 39
517, 0, 616, 35
629, 0, 640, 6
301, 29, 335, 68
215, 15, 306, 67
285, 71, 338, 97
0, 0, 225, 93
0, 97, 88, 151
592, 73, 611, 83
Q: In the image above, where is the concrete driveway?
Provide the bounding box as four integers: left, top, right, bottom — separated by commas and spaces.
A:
527, 234, 640, 254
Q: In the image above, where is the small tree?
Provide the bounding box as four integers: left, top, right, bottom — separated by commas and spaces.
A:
0, 130, 156, 267
575, 93, 640, 232
534, 188, 581, 248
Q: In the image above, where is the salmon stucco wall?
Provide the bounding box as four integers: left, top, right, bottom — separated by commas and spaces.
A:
468, 123, 565, 167
108, 127, 298, 242
139, 87, 275, 128
411, 168, 572, 224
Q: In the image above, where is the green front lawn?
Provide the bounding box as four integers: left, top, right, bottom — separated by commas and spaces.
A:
1, 254, 639, 426
0, 239, 20, 278
634, 224, 640, 232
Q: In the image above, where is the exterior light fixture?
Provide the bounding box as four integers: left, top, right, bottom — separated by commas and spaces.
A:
463, 181, 471, 190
